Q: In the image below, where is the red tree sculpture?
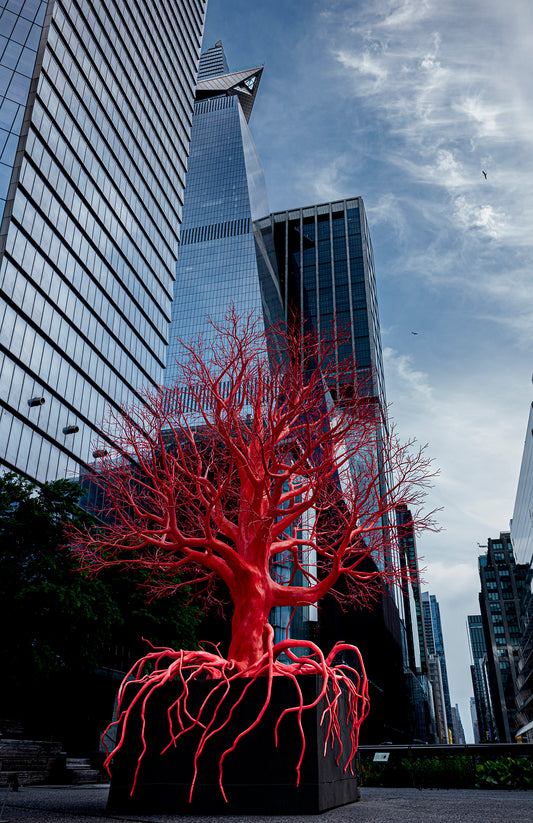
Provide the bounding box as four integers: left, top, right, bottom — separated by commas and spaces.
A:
68, 310, 437, 800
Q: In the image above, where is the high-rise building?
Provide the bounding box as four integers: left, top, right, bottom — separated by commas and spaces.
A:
167, 42, 420, 742
467, 614, 497, 742
396, 504, 437, 742
162, 38, 288, 654
470, 697, 480, 744
478, 532, 528, 742
450, 704, 465, 745
422, 591, 453, 742
0, 0, 206, 483
254, 199, 387, 414
510, 402, 533, 742
254, 201, 416, 742
164, 40, 283, 384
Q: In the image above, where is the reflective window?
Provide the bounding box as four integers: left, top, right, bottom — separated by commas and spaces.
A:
0, 0, 205, 482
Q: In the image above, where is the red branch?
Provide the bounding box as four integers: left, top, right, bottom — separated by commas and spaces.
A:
66, 310, 438, 799
68, 309, 438, 672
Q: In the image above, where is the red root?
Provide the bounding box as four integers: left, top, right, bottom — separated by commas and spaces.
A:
103, 638, 369, 802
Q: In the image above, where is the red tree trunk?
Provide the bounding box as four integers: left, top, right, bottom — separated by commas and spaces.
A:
227, 575, 273, 671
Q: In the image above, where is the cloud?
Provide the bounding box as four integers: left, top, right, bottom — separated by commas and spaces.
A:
426, 560, 479, 602
335, 48, 388, 91
366, 193, 408, 241
452, 196, 505, 238
295, 154, 352, 204
324, 0, 533, 264
383, 348, 433, 405
454, 96, 505, 139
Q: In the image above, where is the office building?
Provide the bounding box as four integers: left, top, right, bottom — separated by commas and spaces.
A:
478, 532, 528, 741
396, 504, 437, 742
254, 199, 387, 413
467, 613, 497, 742
422, 591, 453, 742
450, 704, 465, 744
0, 0, 206, 483
255, 201, 416, 741
167, 41, 418, 741
510, 402, 533, 742
163, 39, 291, 651
470, 697, 480, 744
164, 39, 283, 384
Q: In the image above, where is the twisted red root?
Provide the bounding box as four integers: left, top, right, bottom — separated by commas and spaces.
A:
102, 638, 369, 802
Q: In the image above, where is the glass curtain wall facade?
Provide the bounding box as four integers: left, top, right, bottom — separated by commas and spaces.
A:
255, 200, 396, 578
256, 201, 418, 741
396, 504, 437, 742
422, 591, 453, 742
255, 199, 386, 412
0, 0, 206, 483
467, 613, 497, 741
510, 402, 533, 742
478, 532, 528, 741
164, 40, 282, 384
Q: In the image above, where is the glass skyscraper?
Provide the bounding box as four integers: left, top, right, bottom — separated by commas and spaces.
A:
510, 402, 533, 742
467, 613, 496, 742
255, 200, 425, 741
478, 532, 528, 741
255, 199, 386, 414
164, 40, 283, 383
422, 591, 454, 742
0, 0, 206, 482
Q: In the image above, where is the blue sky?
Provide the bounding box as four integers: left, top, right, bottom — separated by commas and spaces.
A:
203, 0, 533, 739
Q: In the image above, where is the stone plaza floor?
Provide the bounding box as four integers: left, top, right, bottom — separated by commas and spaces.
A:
0, 783, 531, 823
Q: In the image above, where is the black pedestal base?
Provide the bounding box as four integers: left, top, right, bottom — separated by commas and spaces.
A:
107, 674, 360, 814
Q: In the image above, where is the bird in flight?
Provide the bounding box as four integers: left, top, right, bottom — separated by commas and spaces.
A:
411, 331, 418, 335
482, 170, 487, 179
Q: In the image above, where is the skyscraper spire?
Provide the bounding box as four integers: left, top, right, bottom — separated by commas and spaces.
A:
197, 41, 229, 80
164, 41, 280, 385
195, 41, 264, 122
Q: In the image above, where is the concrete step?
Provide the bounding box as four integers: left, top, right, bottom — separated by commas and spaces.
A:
0, 739, 62, 787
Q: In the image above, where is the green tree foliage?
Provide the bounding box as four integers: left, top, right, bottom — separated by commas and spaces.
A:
0, 472, 199, 746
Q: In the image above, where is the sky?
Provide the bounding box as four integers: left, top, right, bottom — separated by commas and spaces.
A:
202, 0, 533, 740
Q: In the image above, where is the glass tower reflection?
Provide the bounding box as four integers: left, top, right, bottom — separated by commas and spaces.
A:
255, 199, 387, 413
0, 0, 206, 482
164, 40, 282, 384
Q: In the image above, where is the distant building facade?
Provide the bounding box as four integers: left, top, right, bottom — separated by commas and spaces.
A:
467, 613, 497, 742
0, 0, 206, 482
422, 591, 453, 742
451, 704, 466, 745
470, 697, 480, 743
510, 402, 533, 742
396, 505, 437, 742
478, 532, 528, 742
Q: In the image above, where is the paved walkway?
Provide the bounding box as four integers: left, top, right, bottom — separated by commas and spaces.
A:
0, 783, 531, 822
2, 782, 532, 823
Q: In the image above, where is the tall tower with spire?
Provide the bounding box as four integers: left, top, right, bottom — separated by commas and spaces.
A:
164, 41, 282, 382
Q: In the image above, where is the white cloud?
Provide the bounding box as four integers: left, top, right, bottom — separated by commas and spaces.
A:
452, 196, 505, 238
426, 560, 479, 602
454, 96, 505, 139
376, 0, 432, 30
295, 154, 351, 203
366, 193, 408, 240
383, 348, 433, 405
335, 48, 388, 91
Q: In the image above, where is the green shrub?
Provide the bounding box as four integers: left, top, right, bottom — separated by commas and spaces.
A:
475, 757, 533, 790
357, 753, 533, 789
